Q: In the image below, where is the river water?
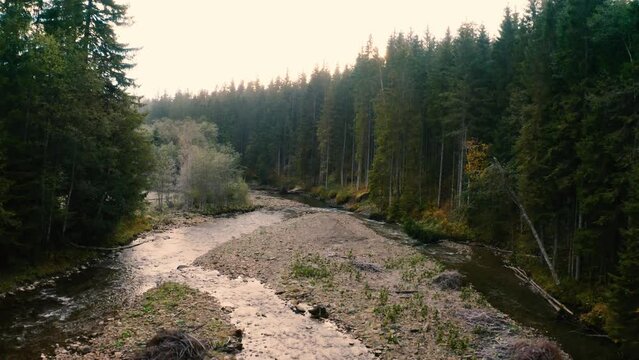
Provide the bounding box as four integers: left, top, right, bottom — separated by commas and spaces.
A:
0, 210, 285, 358
0, 194, 623, 359
364, 222, 622, 360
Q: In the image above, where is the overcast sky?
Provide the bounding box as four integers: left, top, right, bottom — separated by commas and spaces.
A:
117, 0, 528, 99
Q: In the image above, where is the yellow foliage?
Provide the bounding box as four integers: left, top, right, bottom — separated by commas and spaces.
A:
465, 139, 490, 181
580, 302, 611, 330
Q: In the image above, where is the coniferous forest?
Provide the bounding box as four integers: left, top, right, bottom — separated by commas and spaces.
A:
0, 2, 153, 264
146, 0, 639, 351
1, 0, 639, 356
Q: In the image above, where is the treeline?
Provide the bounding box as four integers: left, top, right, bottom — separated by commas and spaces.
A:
0, 1, 152, 266
147, 0, 638, 350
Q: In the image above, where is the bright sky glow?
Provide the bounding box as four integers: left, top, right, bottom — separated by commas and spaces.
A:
118, 0, 528, 99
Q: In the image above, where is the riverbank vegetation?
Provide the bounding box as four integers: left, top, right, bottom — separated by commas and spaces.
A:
0, 1, 152, 271
0, 2, 250, 291
146, 0, 639, 351
146, 119, 250, 213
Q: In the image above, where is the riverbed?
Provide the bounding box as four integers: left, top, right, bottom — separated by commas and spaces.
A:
0, 191, 622, 359
0, 209, 285, 358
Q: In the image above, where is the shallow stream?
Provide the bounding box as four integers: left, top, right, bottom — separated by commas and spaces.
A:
0, 194, 623, 359
0, 210, 285, 358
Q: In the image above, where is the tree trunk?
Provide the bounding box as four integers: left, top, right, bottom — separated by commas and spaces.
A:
325, 141, 330, 188
62, 155, 77, 242
457, 127, 466, 208
341, 117, 347, 186
351, 129, 355, 186
366, 112, 372, 188
493, 158, 560, 285
437, 135, 444, 208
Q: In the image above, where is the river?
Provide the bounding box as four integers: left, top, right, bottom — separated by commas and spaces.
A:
0, 193, 623, 359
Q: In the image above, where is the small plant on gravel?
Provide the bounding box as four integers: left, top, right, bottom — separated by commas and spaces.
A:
460, 285, 487, 306
374, 303, 404, 325
401, 267, 417, 283
354, 269, 362, 282
364, 282, 373, 299
408, 293, 430, 320
142, 282, 191, 313
384, 254, 427, 270
291, 254, 332, 280
385, 331, 400, 344
373, 287, 404, 326
472, 325, 489, 336
420, 304, 429, 319
435, 320, 470, 356
461, 285, 474, 302
378, 288, 390, 306
115, 329, 134, 348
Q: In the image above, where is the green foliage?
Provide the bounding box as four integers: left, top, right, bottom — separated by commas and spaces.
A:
606, 162, 639, 352
0, 0, 153, 269
403, 218, 449, 243
291, 255, 332, 280
147, 119, 249, 211
141, 282, 192, 313
109, 212, 153, 247
434, 320, 470, 355
142, 0, 639, 350
403, 213, 470, 243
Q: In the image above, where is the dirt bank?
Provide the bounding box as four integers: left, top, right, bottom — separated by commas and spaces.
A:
195, 208, 567, 359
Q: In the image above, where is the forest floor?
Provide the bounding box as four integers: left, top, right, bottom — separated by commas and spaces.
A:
48, 192, 566, 359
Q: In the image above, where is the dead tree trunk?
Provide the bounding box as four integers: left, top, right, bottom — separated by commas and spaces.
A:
493, 158, 561, 285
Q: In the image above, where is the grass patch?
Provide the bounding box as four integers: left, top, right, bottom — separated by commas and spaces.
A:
140, 282, 193, 314
291, 254, 332, 280
434, 320, 470, 355
384, 254, 428, 270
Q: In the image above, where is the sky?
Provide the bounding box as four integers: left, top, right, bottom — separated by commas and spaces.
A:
117, 0, 529, 99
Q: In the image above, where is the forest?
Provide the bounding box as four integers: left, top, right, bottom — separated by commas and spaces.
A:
1, 0, 638, 355
0, 2, 153, 267
145, 0, 639, 351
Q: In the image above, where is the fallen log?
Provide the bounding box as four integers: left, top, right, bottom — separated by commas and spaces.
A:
505, 265, 574, 316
